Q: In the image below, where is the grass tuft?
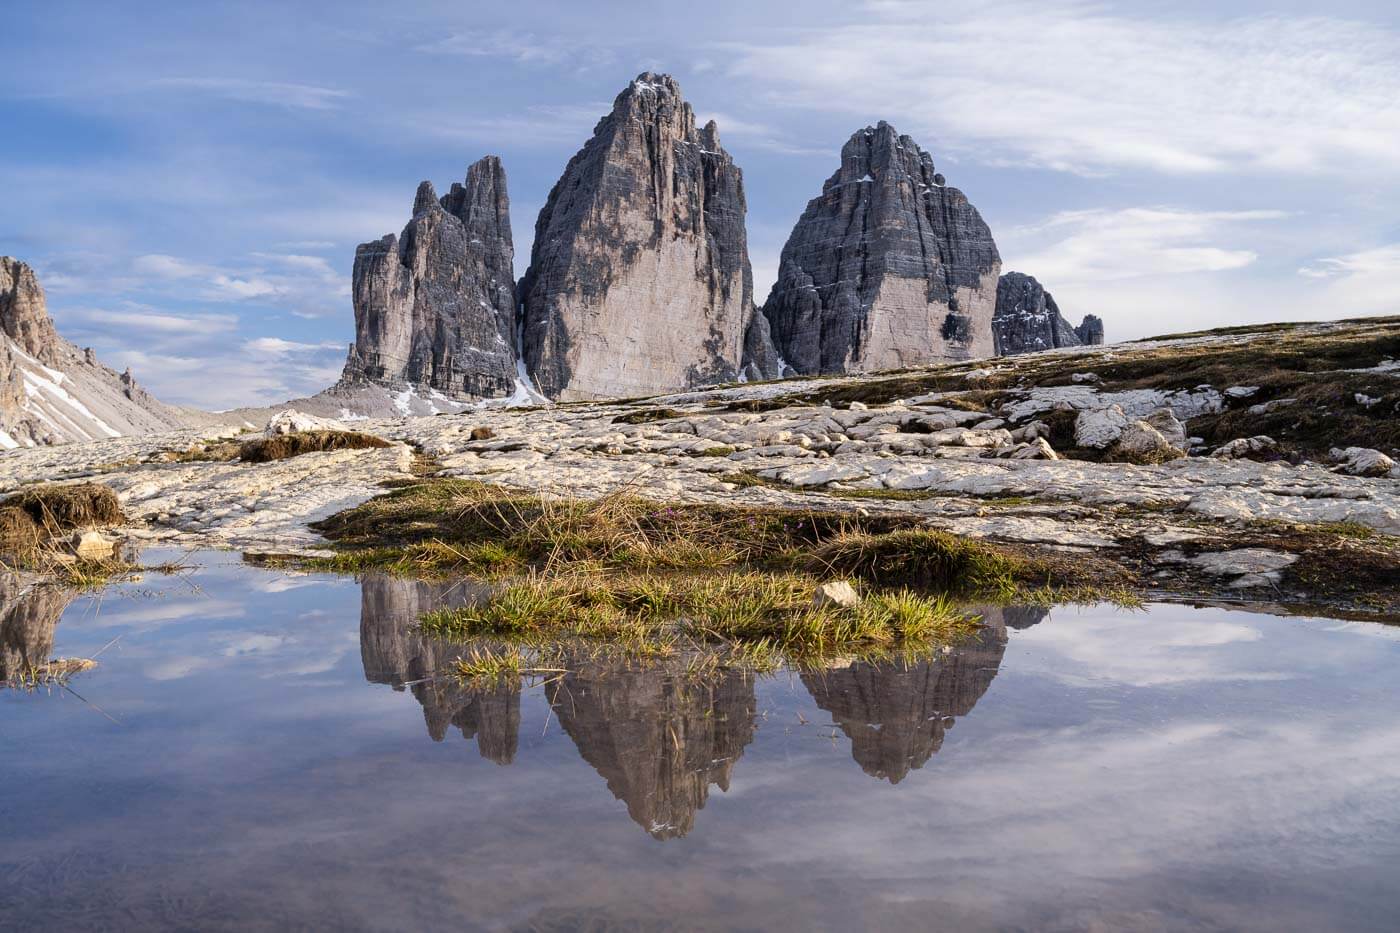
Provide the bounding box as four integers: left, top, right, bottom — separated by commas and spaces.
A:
238, 430, 392, 463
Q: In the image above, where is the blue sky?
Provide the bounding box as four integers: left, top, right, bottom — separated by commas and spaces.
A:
4, 0, 1400, 409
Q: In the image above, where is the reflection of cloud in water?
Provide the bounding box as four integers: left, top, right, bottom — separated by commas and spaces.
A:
800, 606, 1034, 783
1015, 604, 1296, 687
358, 574, 519, 764
546, 656, 758, 840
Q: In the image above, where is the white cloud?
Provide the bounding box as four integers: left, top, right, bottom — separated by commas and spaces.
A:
244, 336, 342, 356
133, 253, 206, 279
71, 307, 238, 335
415, 30, 617, 71
1296, 244, 1400, 317
726, 2, 1400, 176
1004, 208, 1287, 285
152, 77, 352, 111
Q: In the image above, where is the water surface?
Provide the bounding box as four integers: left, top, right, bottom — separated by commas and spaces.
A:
3, 553, 1398, 931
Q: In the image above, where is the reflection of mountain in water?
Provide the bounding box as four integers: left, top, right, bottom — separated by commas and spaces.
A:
357, 574, 519, 764
801, 606, 1045, 783
546, 658, 758, 840
0, 574, 74, 681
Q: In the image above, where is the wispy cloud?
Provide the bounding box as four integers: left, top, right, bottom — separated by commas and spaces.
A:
415, 29, 617, 71
70, 306, 238, 335
151, 77, 352, 111
726, 2, 1400, 176
1297, 244, 1400, 316
1005, 208, 1288, 284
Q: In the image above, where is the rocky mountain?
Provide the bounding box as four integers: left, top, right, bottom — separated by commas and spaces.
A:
341, 157, 522, 402
993, 271, 1105, 355
0, 257, 198, 448
761, 121, 1002, 376
520, 73, 768, 400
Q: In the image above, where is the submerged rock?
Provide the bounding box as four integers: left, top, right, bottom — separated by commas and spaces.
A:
761, 121, 1001, 375
342, 156, 519, 400
520, 73, 761, 400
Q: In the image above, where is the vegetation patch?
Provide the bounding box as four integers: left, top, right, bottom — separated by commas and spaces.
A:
0, 483, 125, 565
238, 430, 392, 463
420, 570, 979, 668
611, 407, 684, 425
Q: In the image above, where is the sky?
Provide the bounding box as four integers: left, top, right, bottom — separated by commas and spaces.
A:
4, 0, 1400, 409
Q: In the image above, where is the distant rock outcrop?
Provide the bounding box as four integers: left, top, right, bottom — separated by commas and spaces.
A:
342, 156, 520, 401
1075, 314, 1105, 346
761, 122, 1001, 375
0, 257, 197, 449
520, 73, 763, 400
993, 272, 1104, 355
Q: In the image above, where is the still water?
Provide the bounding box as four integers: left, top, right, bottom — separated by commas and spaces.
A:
3, 552, 1398, 931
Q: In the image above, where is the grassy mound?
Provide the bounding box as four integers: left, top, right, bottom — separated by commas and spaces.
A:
420, 571, 977, 670
239, 430, 392, 463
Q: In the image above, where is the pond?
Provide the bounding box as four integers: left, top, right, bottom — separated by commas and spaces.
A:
3, 552, 1398, 931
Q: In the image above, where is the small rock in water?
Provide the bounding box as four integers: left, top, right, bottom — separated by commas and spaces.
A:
812, 581, 861, 609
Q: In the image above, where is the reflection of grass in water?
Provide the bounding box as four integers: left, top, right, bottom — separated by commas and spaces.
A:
423, 571, 980, 672
288, 479, 1135, 671
4, 658, 97, 692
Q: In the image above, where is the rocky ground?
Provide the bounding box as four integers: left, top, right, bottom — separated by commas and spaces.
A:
2, 317, 1397, 615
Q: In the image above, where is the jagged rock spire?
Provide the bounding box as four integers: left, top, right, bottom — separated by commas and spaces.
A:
343, 155, 518, 400
0, 257, 61, 366
761, 121, 1002, 374
519, 72, 761, 400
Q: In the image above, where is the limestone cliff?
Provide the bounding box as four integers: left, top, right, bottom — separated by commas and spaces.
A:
761, 122, 1001, 375
0, 257, 197, 448
342, 156, 519, 400
520, 73, 762, 400
993, 271, 1104, 355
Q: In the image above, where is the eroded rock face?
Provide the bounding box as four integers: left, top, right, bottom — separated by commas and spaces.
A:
761, 122, 1001, 375
343, 157, 519, 400
1075, 314, 1105, 346
993, 272, 1085, 356
520, 73, 760, 400
0, 258, 61, 366
0, 258, 198, 448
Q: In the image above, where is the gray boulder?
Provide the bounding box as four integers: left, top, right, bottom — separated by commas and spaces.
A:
342, 156, 519, 401
520, 73, 761, 400
760, 121, 1001, 375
